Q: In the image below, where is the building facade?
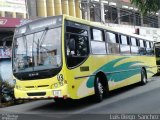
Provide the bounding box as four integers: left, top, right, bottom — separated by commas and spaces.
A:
0, 0, 27, 19
83, 0, 160, 28
26, 0, 160, 28
0, 17, 22, 84
80, 0, 160, 42
26, 0, 82, 19
25, 0, 160, 42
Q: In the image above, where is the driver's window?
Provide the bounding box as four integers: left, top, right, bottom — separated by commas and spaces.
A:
65, 24, 89, 68
66, 34, 89, 56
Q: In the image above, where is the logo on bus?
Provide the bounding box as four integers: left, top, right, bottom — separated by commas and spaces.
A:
29, 72, 39, 77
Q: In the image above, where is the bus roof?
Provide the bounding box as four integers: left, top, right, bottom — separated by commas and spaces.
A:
64, 15, 153, 42
16, 15, 154, 42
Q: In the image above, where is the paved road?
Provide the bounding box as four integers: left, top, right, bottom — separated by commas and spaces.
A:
0, 77, 160, 120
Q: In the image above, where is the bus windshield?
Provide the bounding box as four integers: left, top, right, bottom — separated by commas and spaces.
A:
13, 27, 62, 73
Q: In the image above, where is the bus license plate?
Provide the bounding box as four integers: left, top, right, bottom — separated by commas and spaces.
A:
53, 90, 61, 96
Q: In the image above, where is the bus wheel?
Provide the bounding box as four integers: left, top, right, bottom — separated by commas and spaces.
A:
94, 77, 104, 102
140, 69, 147, 85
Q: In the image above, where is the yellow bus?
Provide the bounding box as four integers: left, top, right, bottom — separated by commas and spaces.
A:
154, 42, 160, 72
12, 15, 157, 102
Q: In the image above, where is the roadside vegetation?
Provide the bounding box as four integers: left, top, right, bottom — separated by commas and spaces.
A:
0, 80, 14, 107
131, 0, 160, 15
0, 80, 32, 108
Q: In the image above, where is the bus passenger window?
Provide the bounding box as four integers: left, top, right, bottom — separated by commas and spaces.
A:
146, 41, 154, 55
91, 41, 106, 54
139, 40, 147, 55
92, 29, 103, 41
131, 37, 139, 54
131, 38, 137, 46
139, 40, 144, 47
149, 42, 153, 48
120, 35, 128, 45
120, 35, 130, 54
91, 29, 106, 54
106, 32, 119, 54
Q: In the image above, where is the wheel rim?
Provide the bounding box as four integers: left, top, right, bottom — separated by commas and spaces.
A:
143, 74, 147, 83
98, 81, 103, 97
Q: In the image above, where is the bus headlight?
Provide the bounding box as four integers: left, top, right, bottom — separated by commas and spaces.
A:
16, 85, 22, 90
52, 83, 58, 89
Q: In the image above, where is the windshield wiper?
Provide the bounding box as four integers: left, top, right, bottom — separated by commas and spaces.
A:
32, 28, 48, 69
32, 34, 35, 71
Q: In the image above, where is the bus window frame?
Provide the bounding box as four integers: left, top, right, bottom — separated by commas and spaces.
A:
12, 26, 63, 80
119, 34, 130, 45
64, 20, 90, 69
105, 31, 120, 54
130, 37, 140, 55
90, 27, 107, 55
119, 34, 131, 54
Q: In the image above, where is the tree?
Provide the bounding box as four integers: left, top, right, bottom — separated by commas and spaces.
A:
131, 0, 160, 15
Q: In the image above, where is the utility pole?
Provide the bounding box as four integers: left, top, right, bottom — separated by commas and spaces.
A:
80, 0, 90, 20
116, 0, 121, 24
100, 0, 105, 23
87, 0, 90, 20
25, 0, 37, 19
25, 0, 29, 18
140, 14, 144, 27
158, 10, 160, 28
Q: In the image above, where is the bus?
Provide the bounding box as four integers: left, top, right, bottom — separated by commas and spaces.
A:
12, 15, 157, 102
154, 42, 160, 72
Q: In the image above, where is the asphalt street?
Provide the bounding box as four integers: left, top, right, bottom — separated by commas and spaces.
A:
0, 77, 160, 120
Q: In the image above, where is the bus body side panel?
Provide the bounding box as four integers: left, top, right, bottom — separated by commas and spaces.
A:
66, 55, 156, 99
65, 56, 94, 99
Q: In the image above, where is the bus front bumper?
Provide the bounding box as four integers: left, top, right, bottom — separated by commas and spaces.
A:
14, 84, 69, 100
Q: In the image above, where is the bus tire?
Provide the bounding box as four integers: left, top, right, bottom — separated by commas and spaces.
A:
140, 68, 147, 85
94, 76, 104, 102
54, 98, 64, 104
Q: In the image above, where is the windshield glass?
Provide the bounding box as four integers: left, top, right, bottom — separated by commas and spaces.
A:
13, 27, 61, 73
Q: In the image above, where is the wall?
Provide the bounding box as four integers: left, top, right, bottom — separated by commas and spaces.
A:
107, 23, 160, 42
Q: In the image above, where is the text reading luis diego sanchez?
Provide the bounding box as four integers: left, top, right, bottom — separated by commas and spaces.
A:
109, 114, 160, 120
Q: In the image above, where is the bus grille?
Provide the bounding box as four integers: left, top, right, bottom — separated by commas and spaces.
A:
25, 85, 49, 89
27, 92, 46, 96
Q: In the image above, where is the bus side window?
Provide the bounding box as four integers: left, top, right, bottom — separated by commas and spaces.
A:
151, 42, 154, 55
119, 35, 130, 54
131, 37, 139, 55
138, 39, 147, 55
146, 41, 153, 55
106, 32, 119, 54
91, 29, 106, 54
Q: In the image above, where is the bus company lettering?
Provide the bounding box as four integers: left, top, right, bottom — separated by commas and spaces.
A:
29, 73, 39, 77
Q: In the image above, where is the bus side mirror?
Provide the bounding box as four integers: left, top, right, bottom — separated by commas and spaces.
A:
69, 38, 75, 51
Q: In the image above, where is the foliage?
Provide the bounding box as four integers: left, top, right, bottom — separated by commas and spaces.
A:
130, 0, 160, 15
0, 80, 14, 89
